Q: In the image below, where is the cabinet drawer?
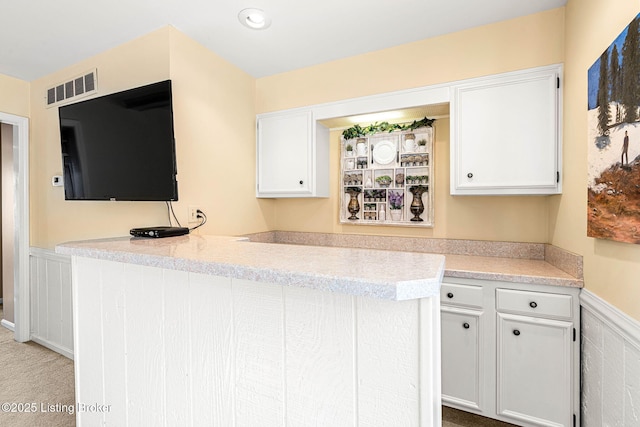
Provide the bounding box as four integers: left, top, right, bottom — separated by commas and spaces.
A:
496, 289, 573, 320
441, 283, 483, 308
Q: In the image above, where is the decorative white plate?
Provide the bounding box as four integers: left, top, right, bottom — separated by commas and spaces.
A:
372, 140, 396, 165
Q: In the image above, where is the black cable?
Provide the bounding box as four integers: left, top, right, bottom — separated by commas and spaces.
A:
189, 209, 207, 231
166, 201, 182, 227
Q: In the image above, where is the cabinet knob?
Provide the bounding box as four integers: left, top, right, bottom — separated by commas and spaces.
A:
513, 329, 521, 336
467, 173, 473, 179
447, 292, 454, 299
463, 322, 470, 329
299, 180, 304, 185
529, 301, 537, 308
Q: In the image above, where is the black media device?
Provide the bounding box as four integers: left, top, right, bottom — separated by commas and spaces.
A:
130, 226, 189, 238
58, 80, 178, 201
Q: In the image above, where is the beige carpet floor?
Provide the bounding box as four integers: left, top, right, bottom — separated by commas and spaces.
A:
0, 305, 75, 427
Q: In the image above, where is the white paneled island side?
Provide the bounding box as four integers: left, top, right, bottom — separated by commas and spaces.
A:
56, 235, 446, 426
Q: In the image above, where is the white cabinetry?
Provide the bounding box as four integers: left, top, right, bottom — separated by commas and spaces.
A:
496, 289, 574, 427
441, 309, 483, 409
440, 282, 486, 412
450, 64, 562, 195
256, 109, 329, 198
441, 278, 580, 427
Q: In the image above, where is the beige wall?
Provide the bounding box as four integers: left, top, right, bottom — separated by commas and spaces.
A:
553, 0, 640, 320
256, 8, 565, 113
17, 1, 640, 321
0, 74, 29, 117
167, 29, 274, 237
28, 26, 273, 249
255, 9, 564, 242
256, 2, 640, 321
30, 28, 172, 248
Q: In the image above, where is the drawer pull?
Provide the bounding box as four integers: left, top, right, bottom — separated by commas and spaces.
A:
463, 322, 470, 329
513, 329, 521, 336
441, 284, 483, 308
529, 301, 538, 308
299, 180, 304, 185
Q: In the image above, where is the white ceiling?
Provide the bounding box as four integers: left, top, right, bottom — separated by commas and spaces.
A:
1, 0, 566, 82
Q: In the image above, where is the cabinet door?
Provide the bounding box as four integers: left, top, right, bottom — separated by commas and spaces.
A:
441, 306, 484, 411
450, 65, 562, 195
257, 111, 312, 196
497, 313, 573, 427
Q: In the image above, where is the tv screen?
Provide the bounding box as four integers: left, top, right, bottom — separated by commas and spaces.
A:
59, 80, 178, 201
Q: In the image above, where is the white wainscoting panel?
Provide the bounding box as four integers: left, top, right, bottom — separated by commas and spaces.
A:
580, 289, 640, 427
29, 247, 73, 359
72, 257, 441, 426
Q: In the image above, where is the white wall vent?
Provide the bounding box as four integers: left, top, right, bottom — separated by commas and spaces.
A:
45, 69, 98, 108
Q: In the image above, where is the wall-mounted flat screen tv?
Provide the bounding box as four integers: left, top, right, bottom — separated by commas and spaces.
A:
58, 80, 178, 201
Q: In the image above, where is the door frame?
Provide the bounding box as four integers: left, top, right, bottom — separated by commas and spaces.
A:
0, 112, 30, 342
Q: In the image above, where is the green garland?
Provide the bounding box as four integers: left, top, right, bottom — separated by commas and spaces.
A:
342, 117, 435, 140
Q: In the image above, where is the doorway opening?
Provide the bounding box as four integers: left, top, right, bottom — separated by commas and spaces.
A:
0, 112, 30, 343
0, 123, 15, 331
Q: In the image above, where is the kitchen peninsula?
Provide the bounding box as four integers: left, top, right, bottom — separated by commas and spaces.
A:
246, 231, 584, 426
57, 235, 446, 427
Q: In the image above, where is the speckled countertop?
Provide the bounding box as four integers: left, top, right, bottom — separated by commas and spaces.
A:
246, 231, 584, 288
442, 254, 581, 287
56, 235, 446, 301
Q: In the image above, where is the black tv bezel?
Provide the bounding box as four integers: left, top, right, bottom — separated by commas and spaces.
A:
58, 80, 179, 202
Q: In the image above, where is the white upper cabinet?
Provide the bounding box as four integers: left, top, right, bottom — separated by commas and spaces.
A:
256, 109, 329, 198
450, 65, 562, 195
256, 85, 449, 199
256, 66, 562, 198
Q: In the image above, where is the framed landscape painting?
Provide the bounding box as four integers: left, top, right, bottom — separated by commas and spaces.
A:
587, 13, 640, 244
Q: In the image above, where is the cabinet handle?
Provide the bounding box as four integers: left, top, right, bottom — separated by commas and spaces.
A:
529, 301, 537, 308
447, 292, 454, 299
513, 329, 521, 336
467, 173, 473, 179
463, 322, 470, 329
299, 180, 304, 185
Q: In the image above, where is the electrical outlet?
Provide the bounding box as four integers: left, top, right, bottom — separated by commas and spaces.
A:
188, 206, 200, 223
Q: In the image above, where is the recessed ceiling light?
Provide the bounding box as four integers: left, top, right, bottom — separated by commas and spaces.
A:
238, 8, 271, 30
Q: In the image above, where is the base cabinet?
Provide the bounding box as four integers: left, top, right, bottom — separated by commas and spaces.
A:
441, 307, 483, 411
441, 278, 580, 427
497, 314, 573, 426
